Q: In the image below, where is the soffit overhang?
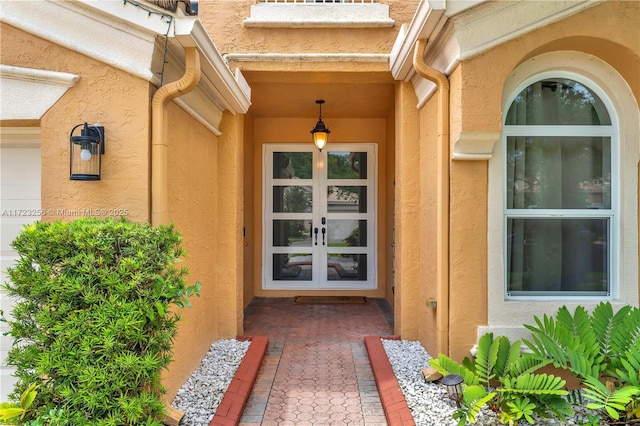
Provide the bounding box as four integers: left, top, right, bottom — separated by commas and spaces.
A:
0, 65, 79, 121
391, 0, 604, 97
390, 0, 603, 159
0, 0, 250, 130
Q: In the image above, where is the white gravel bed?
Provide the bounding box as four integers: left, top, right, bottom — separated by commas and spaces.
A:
171, 339, 250, 426
381, 339, 497, 426
381, 338, 608, 426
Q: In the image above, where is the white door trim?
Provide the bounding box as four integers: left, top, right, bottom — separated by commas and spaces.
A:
262, 143, 377, 290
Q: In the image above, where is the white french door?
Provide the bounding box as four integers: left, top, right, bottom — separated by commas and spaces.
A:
263, 143, 377, 290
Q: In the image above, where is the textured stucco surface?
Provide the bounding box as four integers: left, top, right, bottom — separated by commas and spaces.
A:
444, 0, 639, 361
0, 22, 151, 223
198, 0, 418, 56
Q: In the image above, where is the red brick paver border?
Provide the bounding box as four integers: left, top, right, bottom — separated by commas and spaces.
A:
210, 336, 268, 426
364, 335, 416, 426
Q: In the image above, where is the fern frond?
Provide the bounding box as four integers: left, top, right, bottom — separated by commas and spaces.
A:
567, 306, 599, 359
524, 310, 600, 378
475, 333, 505, 386
582, 375, 640, 420
455, 385, 496, 425
430, 354, 479, 386
494, 337, 519, 378
612, 306, 640, 356
615, 339, 640, 387
498, 373, 568, 396
508, 352, 550, 377
592, 302, 629, 360
523, 314, 572, 365
535, 394, 575, 420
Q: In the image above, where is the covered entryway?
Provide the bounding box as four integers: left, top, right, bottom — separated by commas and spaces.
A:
237, 68, 396, 301
263, 143, 377, 290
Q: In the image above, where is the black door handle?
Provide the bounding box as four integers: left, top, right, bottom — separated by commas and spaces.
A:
321, 227, 326, 246
314, 227, 319, 245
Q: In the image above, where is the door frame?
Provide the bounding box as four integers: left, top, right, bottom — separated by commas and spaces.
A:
262, 143, 378, 290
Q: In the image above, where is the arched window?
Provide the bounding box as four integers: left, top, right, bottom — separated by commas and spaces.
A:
503, 77, 616, 297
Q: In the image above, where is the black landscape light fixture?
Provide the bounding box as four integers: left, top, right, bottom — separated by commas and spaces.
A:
441, 374, 464, 407
310, 99, 330, 151
70, 122, 105, 181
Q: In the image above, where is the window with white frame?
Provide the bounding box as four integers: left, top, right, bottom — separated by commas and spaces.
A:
503, 77, 616, 297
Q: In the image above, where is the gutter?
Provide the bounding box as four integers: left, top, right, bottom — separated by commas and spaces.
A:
151, 46, 201, 226
413, 38, 451, 356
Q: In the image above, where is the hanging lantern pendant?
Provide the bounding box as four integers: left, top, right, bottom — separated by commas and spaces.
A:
310, 99, 330, 151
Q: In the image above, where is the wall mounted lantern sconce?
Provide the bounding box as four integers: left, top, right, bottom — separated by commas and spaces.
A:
310, 99, 330, 151
440, 374, 464, 407
70, 122, 105, 181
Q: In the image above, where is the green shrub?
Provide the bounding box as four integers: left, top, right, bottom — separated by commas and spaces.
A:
430, 333, 572, 425
1, 218, 200, 425
523, 302, 640, 422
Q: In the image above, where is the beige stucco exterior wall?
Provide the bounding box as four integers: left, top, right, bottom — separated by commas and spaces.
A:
243, 115, 256, 308
216, 111, 245, 337
415, 84, 440, 356
0, 23, 151, 223
384, 106, 396, 307
1, 22, 246, 401
163, 108, 245, 399
198, 0, 418, 55
439, 0, 640, 361
163, 102, 220, 398
393, 81, 421, 340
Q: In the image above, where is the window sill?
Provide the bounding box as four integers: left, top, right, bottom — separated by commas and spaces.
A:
243, 3, 395, 28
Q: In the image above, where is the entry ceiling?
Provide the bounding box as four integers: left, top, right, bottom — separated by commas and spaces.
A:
243, 71, 395, 119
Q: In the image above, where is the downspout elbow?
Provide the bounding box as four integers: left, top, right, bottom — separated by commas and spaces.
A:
151, 47, 201, 226
413, 38, 451, 356
413, 39, 449, 94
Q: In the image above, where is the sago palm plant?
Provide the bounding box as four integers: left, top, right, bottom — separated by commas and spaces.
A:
523, 302, 640, 422
430, 332, 573, 425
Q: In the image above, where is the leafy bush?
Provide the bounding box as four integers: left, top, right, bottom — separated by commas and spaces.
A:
1, 218, 200, 425
523, 302, 640, 421
430, 333, 572, 425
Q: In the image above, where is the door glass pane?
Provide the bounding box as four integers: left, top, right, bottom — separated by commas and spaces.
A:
273, 152, 312, 179
507, 218, 608, 295
506, 136, 611, 209
328, 152, 367, 179
327, 220, 366, 247
273, 254, 312, 280
273, 186, 312, 213
327, 254, 367, 281
273, 220, 313, 247
327, 186, 367, 213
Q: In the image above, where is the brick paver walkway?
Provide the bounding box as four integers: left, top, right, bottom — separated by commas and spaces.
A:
238, 297, 394, 425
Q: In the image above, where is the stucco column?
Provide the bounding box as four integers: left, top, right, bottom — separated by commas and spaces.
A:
217, 111, 245, 337
394, 81, 421, 340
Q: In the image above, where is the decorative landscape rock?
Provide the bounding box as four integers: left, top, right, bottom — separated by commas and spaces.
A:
421, 367, 443, 382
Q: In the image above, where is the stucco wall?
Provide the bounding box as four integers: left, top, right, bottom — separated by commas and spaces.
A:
442, 0, 640, 361
0, 23, 151, 223
163, 102, 222, 398
393, 81, 421, 340
243, 114, 256, 308
415, 86, 439, 356
197, 0, 419, 55
384, 104, 396, 307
